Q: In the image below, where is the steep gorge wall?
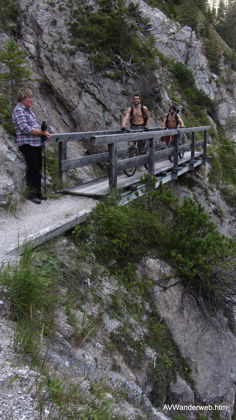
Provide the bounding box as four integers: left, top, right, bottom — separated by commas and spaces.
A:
0, 0, 236, 204
0, 1, 236, 419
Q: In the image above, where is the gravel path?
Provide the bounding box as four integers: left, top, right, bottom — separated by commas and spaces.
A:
0, 195, 97, 265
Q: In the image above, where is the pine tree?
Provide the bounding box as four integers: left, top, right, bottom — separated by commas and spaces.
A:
215, 0, 227, 38
226, 0, 236, 50
0, 0, 20, 35
0, 39, 32, 132
194, 0, 208, 13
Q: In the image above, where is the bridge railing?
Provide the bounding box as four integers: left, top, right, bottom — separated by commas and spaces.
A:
49, 126, 210, 191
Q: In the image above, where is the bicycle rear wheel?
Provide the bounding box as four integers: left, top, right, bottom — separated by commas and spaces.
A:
124, 146, 138, 177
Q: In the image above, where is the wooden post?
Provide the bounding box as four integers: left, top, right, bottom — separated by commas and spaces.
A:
190, 131, 196, 170
148, 138, 155, 174
108, 143, 117, 192
173, 133, 179, 180
59, 142, 68, 190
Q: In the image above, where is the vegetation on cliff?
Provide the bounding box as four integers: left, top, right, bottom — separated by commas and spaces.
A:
1, 182, 235, 418
69, 0, 157, 75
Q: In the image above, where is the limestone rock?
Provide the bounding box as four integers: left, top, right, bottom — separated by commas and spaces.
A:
142, 258, 236, 418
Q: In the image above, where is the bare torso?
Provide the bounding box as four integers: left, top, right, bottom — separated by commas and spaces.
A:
164, 113, 184, 129
130, 105, 147, 125
122, 104, 149, 128
166, 114, 178, 128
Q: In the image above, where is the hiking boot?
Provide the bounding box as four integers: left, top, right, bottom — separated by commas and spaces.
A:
28, 195, 41, 205
37, 194, 47, 201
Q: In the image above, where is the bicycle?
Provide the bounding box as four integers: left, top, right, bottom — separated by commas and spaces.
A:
164, 131, 186, 162
122, 129, 149, 177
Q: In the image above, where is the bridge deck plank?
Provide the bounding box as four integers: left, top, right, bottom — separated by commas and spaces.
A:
63, 151, 200, 197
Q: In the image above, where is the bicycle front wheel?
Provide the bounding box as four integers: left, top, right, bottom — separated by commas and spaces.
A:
123, 146, 138, 177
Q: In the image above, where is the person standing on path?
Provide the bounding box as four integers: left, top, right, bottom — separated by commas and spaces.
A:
12, 87, 51, 204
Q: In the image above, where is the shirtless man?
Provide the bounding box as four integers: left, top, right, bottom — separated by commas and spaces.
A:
162, 104, 185, 146
163, 104, 184, 129
121, 94, 149, 130
121, 94, 149, 153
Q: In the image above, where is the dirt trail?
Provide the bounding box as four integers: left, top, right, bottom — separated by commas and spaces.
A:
0, 195, 97, 265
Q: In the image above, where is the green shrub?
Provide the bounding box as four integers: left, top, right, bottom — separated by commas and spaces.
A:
161, 57, 215, 119
0, 0, 20, 34
14, 319, 40, 361
69, 0, 157, 75
0, 247, 58, 359
161, 197, 236, 313
74, 188, 236, 317
204, 36, 221, 74
218, 140, 236, 185
208, 134, 236, 186
220, 185, 236, 207
76, 199, 161, 266
144, 0, 178, 19
171, 61, 195, 87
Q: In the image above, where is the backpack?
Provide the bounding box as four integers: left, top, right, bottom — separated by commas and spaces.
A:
130, 104, 148, 126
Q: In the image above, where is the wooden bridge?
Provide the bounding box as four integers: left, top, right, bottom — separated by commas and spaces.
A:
49, 125, 210, 204
1, 125, 211, 263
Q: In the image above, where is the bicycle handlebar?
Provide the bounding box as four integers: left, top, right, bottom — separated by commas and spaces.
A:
121, 128, 148, 133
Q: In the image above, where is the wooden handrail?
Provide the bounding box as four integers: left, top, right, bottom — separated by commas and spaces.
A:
55, 126, 210, 191
48, 127, 164, 143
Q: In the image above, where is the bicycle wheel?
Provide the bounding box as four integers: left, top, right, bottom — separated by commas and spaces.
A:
124, 146, 138, 177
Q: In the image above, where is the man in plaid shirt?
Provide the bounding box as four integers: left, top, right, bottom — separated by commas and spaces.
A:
12, 88, 51, 204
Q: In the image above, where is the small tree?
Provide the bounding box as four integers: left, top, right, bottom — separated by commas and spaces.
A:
0, 39, 32, 132
0, 39, 32, 108
0, 0, 20, 35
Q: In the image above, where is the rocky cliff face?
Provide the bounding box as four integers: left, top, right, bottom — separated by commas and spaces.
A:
0, 0, 236, 419
1, 0, 236, 203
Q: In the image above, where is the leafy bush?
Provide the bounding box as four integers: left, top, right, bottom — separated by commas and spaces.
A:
163, 197, 236, 312
76, 199, 161, 266
73, 188, 236, 317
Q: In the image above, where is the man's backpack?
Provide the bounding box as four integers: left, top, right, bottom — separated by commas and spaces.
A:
130, 104, 148, 126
